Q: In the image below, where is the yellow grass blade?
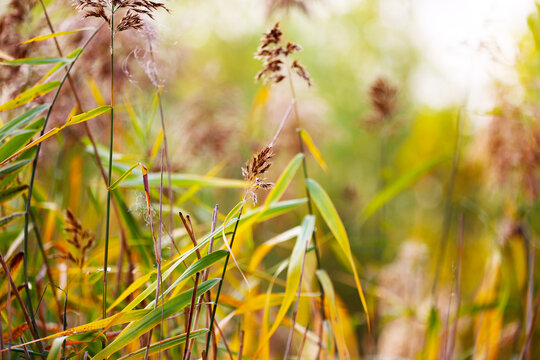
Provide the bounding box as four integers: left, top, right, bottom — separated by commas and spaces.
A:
0, 81, 60, 112
0, 127, 61, 166
253, 215, 315, 357
64, 105, 111, 127
19, 28, 91, 44
316, 269, 350, 360
299, 128, 328, 172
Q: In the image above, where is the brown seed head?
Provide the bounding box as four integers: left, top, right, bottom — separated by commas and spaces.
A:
242, 145, 274, 204
369, 77, 398, 119
255, 22, 311, 86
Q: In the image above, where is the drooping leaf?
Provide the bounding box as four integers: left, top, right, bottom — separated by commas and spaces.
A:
0, 81, 60, 112
0, 185, 27, 204
254, 215, 315, 357
117, 329, 208, 360
19, 29, 91, 44
299, 129, 328, 172
93, 279, 219, 360
64, 105, 111, 127
316, 269, 349, 360
306, 178, 371, 331
362, 155, 449, 219
264, 153, 304, 206
0, 104, 49, 142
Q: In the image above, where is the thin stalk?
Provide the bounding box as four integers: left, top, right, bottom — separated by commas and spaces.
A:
37, 0, 134, 299
204, 205, 244, 357
296, 323, 310, 359
286, 61, 326, 354
0, 306, 4, 360
103, 3, 115, 319
237, 330, 245, 360
431, 109, 462, 297
0, 252, 42, 351
182, 273, 200, 360
446, 214, 464, 360
22, 24, 103, 340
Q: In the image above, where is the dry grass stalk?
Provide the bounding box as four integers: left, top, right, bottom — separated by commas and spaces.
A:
255, 22, 311, 86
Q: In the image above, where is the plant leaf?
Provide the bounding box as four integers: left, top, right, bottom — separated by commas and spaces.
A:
254, 215, 315, 357
0, 81, 60, 112
93, 279, 219, 360
316, 269, 349, 360
19, 29, 91, 45
362, 155, 449, 219
264, 153, 304, 206
0, 57, 69, 66
64, 106, 111, 127
117, 329, 208, 360
306, 178, 371, 332
0, 104, 49, 142
299, 128, 328, 172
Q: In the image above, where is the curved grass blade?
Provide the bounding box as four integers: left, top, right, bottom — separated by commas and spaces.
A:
0, 104, 49, 142
0, 118, 44, 163
362, 155, 449, 220
0, 127, 61, 165
0, 310, 150, 354
108, 162, 143, 191
0, 57, 69, 66
19, 29, 91, 45
0, 81, 60, 112
93, 279, 219, 360
64, 105, 111, 127
248, 226, 300, 271
118, 329, 208, 360
0, 212, 24, 228
0, 160, 31, 177
306, 178, 371, 332
46, 336, 67, 360
264, 153, 304, 206
316, 269, 349, 360
120, 173, 245, 189
254, 215, 315, 357
299, 129, 328, 172
0, 185, 27, 204
112, 250, 227, 313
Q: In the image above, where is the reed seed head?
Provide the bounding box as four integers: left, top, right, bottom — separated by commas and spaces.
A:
74, 0, 168, 32
63, 209, 95, 268
242, 145, 274, 204
369, 77, 398, 119
255, 22, 312, 86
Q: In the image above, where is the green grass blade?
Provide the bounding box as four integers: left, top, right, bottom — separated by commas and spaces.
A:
0, 81, 60, 112
93, 279, 220, 360
0, 185, 27, 204
64, 105, 112, 127
0, 117, 44, 163
362, 155, 449, 220
118, 329, 208, 360
254, 215, 315, 357
305, 178, 371, 331
316, 269, 349, 360
119, 173, 245, 189
46, 336, 67, 360
0, 104, 49, 142
264, 153, 304, 206
0, 57, 69, 66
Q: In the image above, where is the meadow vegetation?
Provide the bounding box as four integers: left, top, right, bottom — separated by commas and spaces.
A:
0, 0, 539, 359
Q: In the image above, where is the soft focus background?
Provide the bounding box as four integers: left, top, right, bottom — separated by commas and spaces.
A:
1, 0, 540, 358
